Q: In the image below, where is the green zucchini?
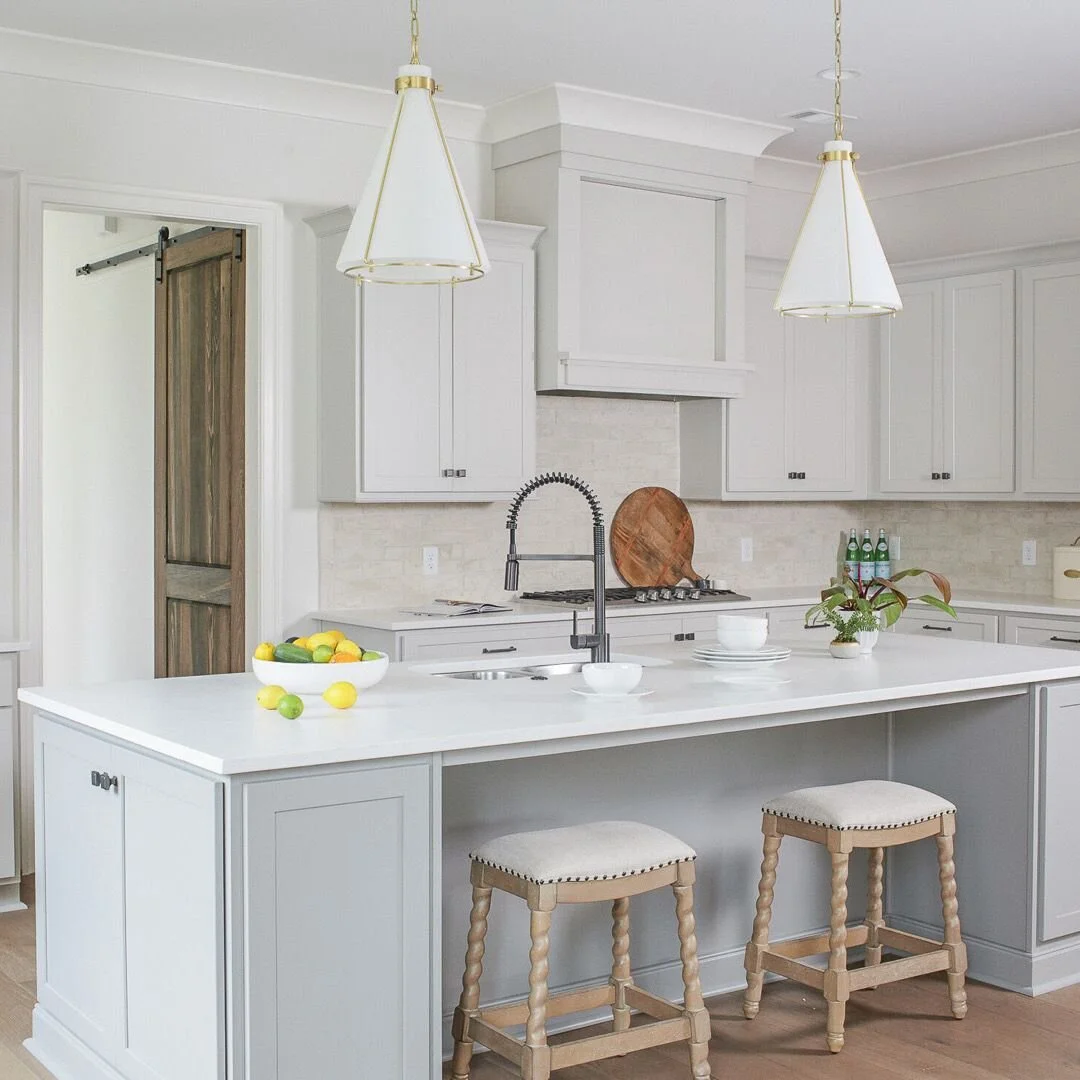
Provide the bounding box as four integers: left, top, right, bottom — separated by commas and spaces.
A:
274, 642, 313, 663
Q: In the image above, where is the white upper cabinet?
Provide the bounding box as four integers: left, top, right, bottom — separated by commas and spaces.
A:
1019, 261, 1080, 494
310, 211, 541, 502
680, 274, 869, 500
878, 270, 1014, 496
494, 132, 750, 398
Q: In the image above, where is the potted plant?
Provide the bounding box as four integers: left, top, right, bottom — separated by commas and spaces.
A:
823, 609, 862, 659
806, 568, 957, 656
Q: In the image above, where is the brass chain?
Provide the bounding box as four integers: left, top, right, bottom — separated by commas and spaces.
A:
410, 0, 421, 64
833, 0, 843, 141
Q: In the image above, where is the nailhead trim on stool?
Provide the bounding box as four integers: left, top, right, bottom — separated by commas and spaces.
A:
763, 779, 956, 830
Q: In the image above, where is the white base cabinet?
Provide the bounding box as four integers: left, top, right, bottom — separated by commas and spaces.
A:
890, 611, 999, 643
310, 213, 541, 502
1040, 682, 1080, 941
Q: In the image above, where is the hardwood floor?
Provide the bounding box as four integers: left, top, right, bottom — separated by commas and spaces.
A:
1, 883, 1078, 1080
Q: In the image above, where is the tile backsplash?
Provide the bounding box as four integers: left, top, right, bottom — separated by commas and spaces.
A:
319, 396, 1080, 609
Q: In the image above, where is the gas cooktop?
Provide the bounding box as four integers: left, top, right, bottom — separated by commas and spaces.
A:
520, 586, 751, 606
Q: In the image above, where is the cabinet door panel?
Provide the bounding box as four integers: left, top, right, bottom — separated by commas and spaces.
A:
118, 748, 224, 1080
1003, 614, 1080, 649
724, 286, 791, 493
452, 250, 532, 493
1040, 683, 1080, 940
891, 612, 997, 642
0, 707, 13, 879
944, 271, 1015, 493
244, 764, 432, 1080
360, 283, 453, 492
579, 181, 717, 365
789, 317, 864, 494
879, 281, 943, 493
36, 719, 124, 1058
1020, 262, 1080, 493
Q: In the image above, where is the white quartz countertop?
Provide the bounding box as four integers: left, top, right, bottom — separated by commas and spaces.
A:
0, 642, 29, 653
313, 586, 1080, 632
19, 634, 1080, 776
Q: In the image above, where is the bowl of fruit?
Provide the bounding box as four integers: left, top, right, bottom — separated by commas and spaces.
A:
252, 630, 389, 697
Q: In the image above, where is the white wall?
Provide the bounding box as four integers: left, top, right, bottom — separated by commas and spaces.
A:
41, 211, 163, 683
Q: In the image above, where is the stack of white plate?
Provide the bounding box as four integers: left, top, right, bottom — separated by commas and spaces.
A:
691, 644, 791, 668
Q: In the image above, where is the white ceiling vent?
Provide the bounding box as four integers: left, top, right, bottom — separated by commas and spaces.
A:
782, 108, 858, 125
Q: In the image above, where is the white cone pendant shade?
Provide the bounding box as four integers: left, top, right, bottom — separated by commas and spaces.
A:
337, 64, 489, 284
774, 141, 901, 317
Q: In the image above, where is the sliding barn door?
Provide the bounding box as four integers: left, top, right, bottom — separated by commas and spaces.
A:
155, 229, 246, 677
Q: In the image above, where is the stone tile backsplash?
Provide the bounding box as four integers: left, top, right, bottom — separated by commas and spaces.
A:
319, 396, 1080, 609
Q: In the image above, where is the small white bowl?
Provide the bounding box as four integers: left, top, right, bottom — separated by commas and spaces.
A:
715, 615, 769, 651
252, 652, 389, 695
581, 662, 643, 695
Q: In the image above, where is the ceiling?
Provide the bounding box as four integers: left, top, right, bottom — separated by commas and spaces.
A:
4, 1, 1080, 169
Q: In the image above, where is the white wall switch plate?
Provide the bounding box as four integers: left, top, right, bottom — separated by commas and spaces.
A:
1022, 539, 1037, 567
740, 537, 753, 563
422, 546, 439, 575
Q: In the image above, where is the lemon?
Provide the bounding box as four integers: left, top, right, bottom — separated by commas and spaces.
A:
335, 639, 362, 659
253, 641, 275, 662
323, 681, 358, 710
307, 631, 337, 652
293, 636, 310, 650
326, 629, 346, 645
277, 693, 304, 719
312, 644, 335, 664
256, 684, 287, 710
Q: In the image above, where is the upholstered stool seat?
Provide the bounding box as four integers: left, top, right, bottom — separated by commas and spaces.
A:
451, 821, 712, 1080
744, 781, 968, 1053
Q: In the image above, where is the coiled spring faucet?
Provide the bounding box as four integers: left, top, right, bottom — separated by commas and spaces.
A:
504, 472, 610, 663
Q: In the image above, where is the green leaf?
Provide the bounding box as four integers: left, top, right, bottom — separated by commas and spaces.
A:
916, 595, 957, 618
879, 601, 903, 627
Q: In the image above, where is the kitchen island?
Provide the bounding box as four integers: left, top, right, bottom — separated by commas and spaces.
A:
19, 634, 1080, 1080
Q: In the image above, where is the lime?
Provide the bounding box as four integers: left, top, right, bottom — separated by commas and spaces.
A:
322, 682, 358, 710
277, 693, 304, 719
253, 641, 276, 662
256, 684, 286, 710
312, 644, 335, 664
360, 650, 382, 662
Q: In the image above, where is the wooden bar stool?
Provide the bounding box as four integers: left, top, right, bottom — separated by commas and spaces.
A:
742, 780, 968, 1053
450, 820, 712, 1080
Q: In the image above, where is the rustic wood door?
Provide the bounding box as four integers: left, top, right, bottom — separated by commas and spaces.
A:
154, 228, 246, 677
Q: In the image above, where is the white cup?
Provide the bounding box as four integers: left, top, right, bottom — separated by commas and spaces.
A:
715, 614, 769, 651
582, 662, 643, 694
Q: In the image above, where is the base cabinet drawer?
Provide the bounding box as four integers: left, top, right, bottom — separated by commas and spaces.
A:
892, 611, 998, 642
1004, 614, 1080, 650
402, 628, 571, 662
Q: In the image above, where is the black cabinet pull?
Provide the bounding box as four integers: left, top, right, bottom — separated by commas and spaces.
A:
686, 632, 696, 641
797, 472, 806, 480
942, 472, 952, 480
931, 472, 941, 480
441, 468, 454, 477
91, 770, 102, 788
787, 472, 795, 480
481, 645, 517, 654
1049, 636, 1080, 645
674, 633, 685, 642
455, 469, 467, 478
922, 624, 952, 632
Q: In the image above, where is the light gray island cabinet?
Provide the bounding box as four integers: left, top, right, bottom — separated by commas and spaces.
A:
19, 635, 1080, 1080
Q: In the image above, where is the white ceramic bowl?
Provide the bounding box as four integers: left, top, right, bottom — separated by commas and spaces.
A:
252, 652, 389, 696
715, 615, 768, 651
581, 662, 643, 695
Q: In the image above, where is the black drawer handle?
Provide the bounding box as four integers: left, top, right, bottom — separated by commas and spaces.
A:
922, 624, 952, 632
675, 633, 685, 642
1049, 636, 1080, 645
482, 645, 518, 654
932, 472, 941, 480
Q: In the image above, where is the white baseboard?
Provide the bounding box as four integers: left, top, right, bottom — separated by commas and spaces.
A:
0, 880, 26, 912
25, 1005, 127, 1080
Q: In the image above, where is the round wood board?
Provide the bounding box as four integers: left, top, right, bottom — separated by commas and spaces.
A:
610, 487, 704, 588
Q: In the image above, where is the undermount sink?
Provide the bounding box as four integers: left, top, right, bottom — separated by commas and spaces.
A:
519, 662, 586, 677
438, 669, 531, 681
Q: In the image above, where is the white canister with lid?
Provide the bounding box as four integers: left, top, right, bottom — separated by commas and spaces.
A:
1052, 536, 1080, 600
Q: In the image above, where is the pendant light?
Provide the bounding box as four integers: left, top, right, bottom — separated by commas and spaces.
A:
775, 0, 900, 318
337, 0, 488, 284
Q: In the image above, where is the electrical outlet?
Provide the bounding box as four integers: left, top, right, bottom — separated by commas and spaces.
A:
740, 537, 753, 563
422, 546, 439, 575
1022, 539, 1037, 567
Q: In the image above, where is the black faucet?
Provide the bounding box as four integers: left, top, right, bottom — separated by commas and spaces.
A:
504, 473, 610, 663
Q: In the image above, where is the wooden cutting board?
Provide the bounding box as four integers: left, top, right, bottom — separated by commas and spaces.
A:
610, 487, 706, 588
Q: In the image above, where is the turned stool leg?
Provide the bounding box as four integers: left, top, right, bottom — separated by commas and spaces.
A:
937, 832, 969, 1020
864, 846, 885, 974
451, 884, 493, 1080
675, 874, 712, 1080
743, 823, 782, 1019
610, 897, 632, 1034
523, 907, 553, 1080
825, 851, 850, 1053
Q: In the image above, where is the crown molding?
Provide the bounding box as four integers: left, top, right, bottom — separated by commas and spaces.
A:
485, 83, 791, 159
0, 27, 488, 142
862, 128, 1080, 201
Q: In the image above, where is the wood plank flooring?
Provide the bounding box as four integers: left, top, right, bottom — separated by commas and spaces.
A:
1, 879, 1078, 1079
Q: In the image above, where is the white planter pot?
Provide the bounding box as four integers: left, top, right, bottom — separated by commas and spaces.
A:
829, 640, 861, 660
855, 629, 879, 655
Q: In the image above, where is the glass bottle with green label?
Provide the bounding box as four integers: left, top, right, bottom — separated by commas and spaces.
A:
859, 529, 875, 584
844, 529, 860, 582
875, 529, 891, 581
